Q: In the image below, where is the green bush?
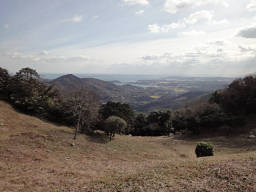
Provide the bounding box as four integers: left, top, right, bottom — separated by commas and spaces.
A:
104, 116, 127, 141
195, 142, 214, 157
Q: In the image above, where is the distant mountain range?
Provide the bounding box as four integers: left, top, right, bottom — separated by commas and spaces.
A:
42, 73, 167, 82
50, 74, 231, 112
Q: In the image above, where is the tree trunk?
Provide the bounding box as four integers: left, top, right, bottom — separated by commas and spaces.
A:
74, 113, 81, 140
73, 124, 79, 140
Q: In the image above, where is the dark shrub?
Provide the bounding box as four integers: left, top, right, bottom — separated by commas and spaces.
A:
195, 142, 214, 157
173, 104, 230, 135
0, 67, 10, 98
132, 113, 147, 136
147, 111, 172, 136
172, 109, 191, 132
210, 75, 256, 114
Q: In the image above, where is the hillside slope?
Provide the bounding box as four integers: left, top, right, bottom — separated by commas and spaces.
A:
50, 74, 162, 107
51, 74, 123, 101
0, 101, 256, 191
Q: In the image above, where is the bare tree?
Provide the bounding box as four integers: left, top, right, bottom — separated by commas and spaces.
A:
68, 89, 99, 140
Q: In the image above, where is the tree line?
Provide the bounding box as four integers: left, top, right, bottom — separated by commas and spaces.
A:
0, 67, 99, 137
1, 67, 255, 141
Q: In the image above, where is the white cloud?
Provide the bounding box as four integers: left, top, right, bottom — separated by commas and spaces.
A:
3, 24, 9, 29
179, 30, 206, 37
211, 19, 229, 25
164, 0, 229, 14
148, 10, 227, 33
3, 0, 256, 77
7, 51, 41, 61
148, 22, 185, 33
123, 0, 149, 5
4, 50, 90, 71
164, 0, 193, 14
247, 0, 256, 12
2, 26, 255, 76
184, 10, 228, 26
61, 15, 83, 23
135, 10, 144, 15
185, 10, 213, 25
221, 1, 229, 8
136, 39, 256, 76
148, 24, 161, 33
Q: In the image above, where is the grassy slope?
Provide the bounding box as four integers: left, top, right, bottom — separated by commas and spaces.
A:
0, 101, 256, 192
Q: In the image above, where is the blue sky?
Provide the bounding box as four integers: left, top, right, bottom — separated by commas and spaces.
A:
1, 0, 256, 76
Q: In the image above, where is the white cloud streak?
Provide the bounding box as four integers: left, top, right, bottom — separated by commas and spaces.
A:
148, 10, 228, 33
247, 0, 256, 12
123, 0, 149, 5
184, 10, 213, 25
61, 15, 83, 23
164, 0, 229, 14
148, 22, 185, 33
179, 30, 206, 37
135, 10, 144, 15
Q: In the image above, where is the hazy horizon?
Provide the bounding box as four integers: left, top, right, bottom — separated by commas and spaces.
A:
39, 73, 237, 83
1, 0, 256, 76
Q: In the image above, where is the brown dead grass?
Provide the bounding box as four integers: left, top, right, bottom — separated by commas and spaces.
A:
0, 101, 256, 192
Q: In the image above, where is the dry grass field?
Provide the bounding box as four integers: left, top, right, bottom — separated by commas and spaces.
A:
0, 101, 256, 192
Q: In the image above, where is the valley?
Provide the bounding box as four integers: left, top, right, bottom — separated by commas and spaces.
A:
1, 1, 256, 191
50, 74, 234, 112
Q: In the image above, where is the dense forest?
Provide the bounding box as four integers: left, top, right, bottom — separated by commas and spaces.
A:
0, 67, 255, 140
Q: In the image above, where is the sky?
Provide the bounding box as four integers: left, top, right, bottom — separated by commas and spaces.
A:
0, 0, 256, 77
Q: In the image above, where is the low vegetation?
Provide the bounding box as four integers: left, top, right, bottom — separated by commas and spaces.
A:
0, 101, 255, 191
195, 142, 214, 157
104, 116, 127, 141
132, 111, 173, 136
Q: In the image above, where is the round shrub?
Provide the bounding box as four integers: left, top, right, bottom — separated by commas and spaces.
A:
195, 142, 214, 157
104, 116, 127, 141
